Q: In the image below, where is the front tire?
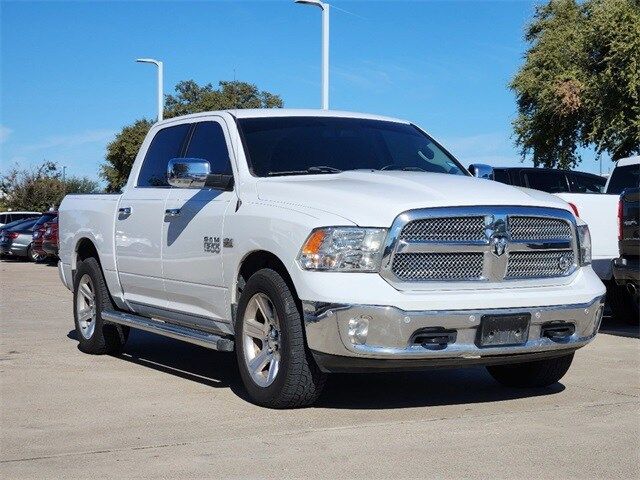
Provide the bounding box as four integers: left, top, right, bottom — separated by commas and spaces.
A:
235, 268, 326, 408
486, 353, 574, 388
73, 257, 129, 354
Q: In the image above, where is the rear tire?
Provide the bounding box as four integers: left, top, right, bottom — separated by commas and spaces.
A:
27, 245, 41, 262
73, 257, 129, 354
486, 353, 574, 388
235, 268, 326, 408
607, 281, 639, 325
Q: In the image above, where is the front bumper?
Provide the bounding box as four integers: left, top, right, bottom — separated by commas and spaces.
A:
303, 296, 604, 372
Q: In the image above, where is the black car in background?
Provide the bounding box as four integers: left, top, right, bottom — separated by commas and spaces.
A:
491, 167, 606, 194
610, 187, 640, 323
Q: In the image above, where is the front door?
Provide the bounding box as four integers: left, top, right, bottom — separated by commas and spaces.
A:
115, 122, 191, 310
162, 119, 236, 333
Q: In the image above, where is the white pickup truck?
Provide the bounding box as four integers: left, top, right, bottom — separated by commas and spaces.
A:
556, 156, 640, 281
59, 109, 605, 408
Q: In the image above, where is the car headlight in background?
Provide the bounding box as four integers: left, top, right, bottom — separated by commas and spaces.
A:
577, 224, 592, 266
297, 227, 387, 272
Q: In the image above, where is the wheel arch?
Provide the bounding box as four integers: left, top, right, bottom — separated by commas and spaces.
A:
235, 250, 300, 313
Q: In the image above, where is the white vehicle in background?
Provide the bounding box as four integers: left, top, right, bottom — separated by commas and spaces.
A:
555, 156, 639, 284
58, 109, 605, 408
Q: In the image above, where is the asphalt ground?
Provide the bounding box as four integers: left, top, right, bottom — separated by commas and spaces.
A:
1, 259, 639, 479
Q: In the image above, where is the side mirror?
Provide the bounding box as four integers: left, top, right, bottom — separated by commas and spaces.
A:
468, 163, 495, 180
167, 158, 210, 188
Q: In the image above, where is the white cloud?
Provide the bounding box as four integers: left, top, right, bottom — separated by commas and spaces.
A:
0, 125, 12, 143
20, 129, 116, 153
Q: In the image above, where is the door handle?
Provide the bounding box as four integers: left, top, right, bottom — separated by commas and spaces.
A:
165, 208, 181, 217
118, 207, 132, 217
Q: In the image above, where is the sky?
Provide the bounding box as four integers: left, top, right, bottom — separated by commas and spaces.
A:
0, 0, 611, 184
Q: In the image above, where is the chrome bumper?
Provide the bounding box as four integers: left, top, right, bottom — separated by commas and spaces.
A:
303, 296, 604, 368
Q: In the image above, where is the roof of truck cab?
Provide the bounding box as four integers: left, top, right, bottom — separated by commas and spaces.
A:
616, 155, 639, 167
156, 109, 410, 125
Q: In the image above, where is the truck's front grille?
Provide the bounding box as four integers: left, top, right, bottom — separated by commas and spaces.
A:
399, 217, 485, 242
392, 253, 484, 281
383, 206, 578, 286
506, 251, 575, 279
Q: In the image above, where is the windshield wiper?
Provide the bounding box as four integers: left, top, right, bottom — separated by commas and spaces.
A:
267, 166, 342, 176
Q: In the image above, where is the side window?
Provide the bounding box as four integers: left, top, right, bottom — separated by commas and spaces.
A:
0, 214, 7, 224
571, 173, 606, 193
524, 171, 569, 193
493, 169, 511, 185
184, 121, 233, 175
137, 124, 191, 187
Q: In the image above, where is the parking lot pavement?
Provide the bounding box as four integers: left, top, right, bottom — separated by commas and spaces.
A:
1, 260, 639, 479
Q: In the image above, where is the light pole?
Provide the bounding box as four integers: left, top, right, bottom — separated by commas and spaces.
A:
136, 58, 164, 122
295, 0, 330, 110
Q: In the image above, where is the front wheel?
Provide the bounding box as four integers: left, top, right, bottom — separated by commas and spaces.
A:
235, 268, 326, 408
486, 353, 574, 388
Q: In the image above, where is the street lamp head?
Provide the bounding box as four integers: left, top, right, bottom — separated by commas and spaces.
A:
136, 58, 161, 66
294, 0, 326, 9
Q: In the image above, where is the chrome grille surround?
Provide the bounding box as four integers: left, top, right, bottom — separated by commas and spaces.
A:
380, 206, 578, 289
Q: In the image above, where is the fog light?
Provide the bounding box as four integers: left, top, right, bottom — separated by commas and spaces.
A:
348, 315, 370, 345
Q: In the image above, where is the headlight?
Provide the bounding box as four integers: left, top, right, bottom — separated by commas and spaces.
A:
577, 224, 591, 266
297, 227, 387, 272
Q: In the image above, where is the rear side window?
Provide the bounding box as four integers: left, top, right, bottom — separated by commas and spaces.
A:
493, 169, 511, 185
137, 124, 191, 187
185, 122, 232, 175
523, 171, 569, 193
0, 214, 7, 224
607, 164, 640, 194
571, 173, 606, 193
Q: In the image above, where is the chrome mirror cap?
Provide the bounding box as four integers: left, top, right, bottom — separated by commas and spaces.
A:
468, 163, 495, 180
167, 158, 210, 188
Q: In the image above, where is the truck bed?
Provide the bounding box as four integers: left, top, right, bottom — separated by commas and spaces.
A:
556, 192, 619, 280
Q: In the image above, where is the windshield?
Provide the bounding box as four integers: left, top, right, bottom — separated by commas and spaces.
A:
237, 117, 468, 177
607, 164, 640, 194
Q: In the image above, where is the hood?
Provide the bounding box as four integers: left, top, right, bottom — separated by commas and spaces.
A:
256, 170, 572, 226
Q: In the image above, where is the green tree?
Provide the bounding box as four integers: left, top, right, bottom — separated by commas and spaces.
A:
511, 0, 640, 168
101, 119, 153, 192
100, 80, 283, 192
0, 161, 100, 211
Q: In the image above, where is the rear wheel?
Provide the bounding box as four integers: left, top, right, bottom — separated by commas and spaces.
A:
607, 281, 639, 325
235, 268, 326, 408
487, 353, 574, 388
73, 257, 129, 354
27, 245, 42, 262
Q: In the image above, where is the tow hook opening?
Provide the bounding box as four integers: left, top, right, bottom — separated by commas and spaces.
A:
410, 327, 457, 350
541, 322, 575, 341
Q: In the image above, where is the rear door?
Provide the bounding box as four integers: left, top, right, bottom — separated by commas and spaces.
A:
115, 122, 191, 310
522, 170, 570, 193
162, 118, 236, 331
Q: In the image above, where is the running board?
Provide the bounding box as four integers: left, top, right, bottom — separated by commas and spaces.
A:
102, 309, 234, 352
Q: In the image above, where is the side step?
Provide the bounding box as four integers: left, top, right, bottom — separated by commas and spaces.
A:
102, 309, 234, 352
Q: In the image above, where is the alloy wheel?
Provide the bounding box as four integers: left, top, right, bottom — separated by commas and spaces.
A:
242, 293, 281, 387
